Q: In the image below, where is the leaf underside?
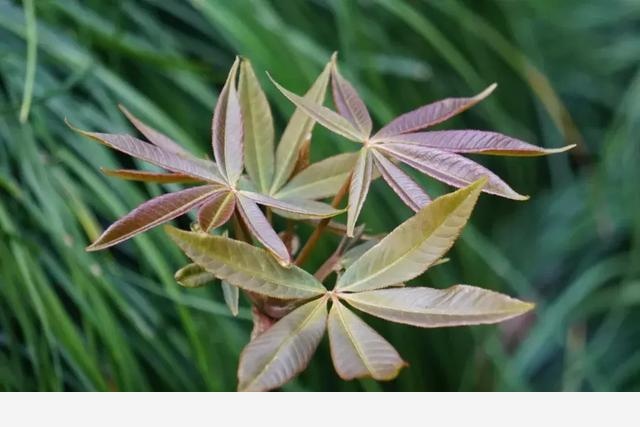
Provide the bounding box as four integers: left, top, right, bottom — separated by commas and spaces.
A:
347, 149, 373, 236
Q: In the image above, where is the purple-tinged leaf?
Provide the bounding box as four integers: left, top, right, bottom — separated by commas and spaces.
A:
341, 285, 534, 328
69, 123, 225, 184
212, 57, 242, 183
328, 299, 406, 381
379, 142, 528, 200
100, 168, 200, 184
87, 185, 218, 251
347, 149, 373, 237
371, 149, 430, 212
373, 84, 497, 139
268, 73, 364, 142
240, 191, 342, 219
238, 297, 328, 392
197, 190, 235, 232
118, 105, 189, 155
331, 60, 372, 138
165, 227, 325, 299
236, 194, 291, 266
380, 130, 576, 156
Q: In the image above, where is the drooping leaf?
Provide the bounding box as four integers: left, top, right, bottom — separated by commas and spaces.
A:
347, 149, 373, 236
328, 299, 406, 381
341, 285, 534, 327
379, 130, 576, 157
69, 124, 225, 184
165, 227, 326, 299
336, 179, 485, 292
274, 152, 358, 200
373, 84, 497, 139
87, 185, 219, 251
240, 191, 343, 219
174, 263, 215, 288
371, 149, 430, 212
239, 59, 274, 192
235, 194, 291, 265
118, 105, 189, 155
212, 57, 243, 184
331, 60, 372, 139
269, 73, 364, 142
100, 168, 200, 184
197, 190, 236, 232
379, 142, 528, 200
271, 58, 332, 194
221, 280, 240, 316
238, 297, 328, 392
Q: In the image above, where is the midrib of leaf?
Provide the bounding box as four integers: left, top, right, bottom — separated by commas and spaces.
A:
340, 195, 472, 291
335, 301, 375, 376
244, 297, 326, 390
205, 191, 234, 228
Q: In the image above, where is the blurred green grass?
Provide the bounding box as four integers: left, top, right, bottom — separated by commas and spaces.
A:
0, 0, 638, 391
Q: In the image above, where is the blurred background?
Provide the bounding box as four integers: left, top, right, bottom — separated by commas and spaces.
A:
0, 0, 638, 391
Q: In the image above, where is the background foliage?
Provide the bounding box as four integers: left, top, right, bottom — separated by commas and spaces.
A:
0, 0, 638, 391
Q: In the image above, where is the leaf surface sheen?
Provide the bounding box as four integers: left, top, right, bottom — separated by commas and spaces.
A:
331, 62, 372, 139
197, 190, 236, 231
271, 59, 332, 193
373, 84, 496, 139
235, 194, 291, 265
379, 142, 527, 200
347, 149, 373, 237
239, 59, 275, 192
274, 152, 358, 200
238, 297, 328, 392
88, 185, 219, 251
165, 227, 325, 299
380, 130, 575, 156
336, 179, 485, 292
371, 149, 430, 212
269, 74, 363, 142
342, 285, 534, 327
119, 105, 189, 155
328, 299, 405, 380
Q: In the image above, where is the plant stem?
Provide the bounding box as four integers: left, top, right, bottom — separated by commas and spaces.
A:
294, 173, 351, 266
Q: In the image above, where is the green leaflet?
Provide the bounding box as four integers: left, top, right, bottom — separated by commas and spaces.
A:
346, 149, 373, 237
270, 58, 332, 194
238, 297, 328, 391
341, 285, 534, 328
221, 280, 240, 317
274, 152, 358, 200
165, 226, 325, 299
336, 178, 486, 292
174, 263, 216, 288
239, 59, 275, 193
328, 299, 406, 380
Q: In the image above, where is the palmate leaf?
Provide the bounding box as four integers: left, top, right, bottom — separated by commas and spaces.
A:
372, 84, 497, 140
328, 299, 406, 381
165, 227, 326, 299
336, 179, 485, 292
239, 59, 275, 193
118, 105, 189, 155
377, 143, 528, 200
379, 130, 575, 156
347, 149, 373, 236
370, 149, 430, 212
100, 168, 200, 184
331, 59, 372, 139
341, 285, 534, 328
271, 57, 332, 194
87, 185, 219, 251
238, 297, 328, 392
274, 152, 358, 200
197, 190, 236, 232
69, 124, 225, 184
212, 57, 243, 185
268, 73, 364, 142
